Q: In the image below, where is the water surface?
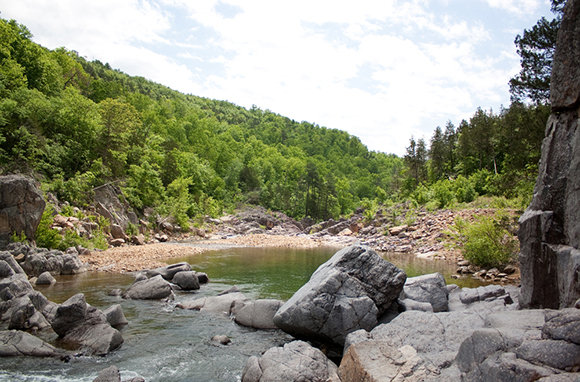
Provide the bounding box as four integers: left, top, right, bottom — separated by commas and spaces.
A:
0, 245, 485, 381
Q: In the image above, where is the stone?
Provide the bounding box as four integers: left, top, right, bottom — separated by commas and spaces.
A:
93, 365, 121, 382
176, 292, 248, 315
0, 259, 15, 278
50, 294, 123, 356
211, 335, 231, 345
399, 298, 434, 312
273, 245, 406, 345
196, 272, 209, 284
21, 250, 86, 277
123, 275, 172, 300
35, 271, 56, 285
0, 330, 65, 357
172, 271, 200, 290
131, 234, 145, 245
147, 262, 192, 280
6, 295, 49, 330
231, 299, 283, 329
339, 341, 439, 382
109, 224, 126, 240
389, 225, 408, 236
516, 339, 580, 371
459, 285, 507, 305
241, 340, 340, 382
0, 273, 34, 300
0, 175, 45, 248
402, 272, 449, 312
51, 293, 88, 337
518, 0, 580, 309
109, 238, 125, 247
103, 304, 128, 328
542, 308, 580, 344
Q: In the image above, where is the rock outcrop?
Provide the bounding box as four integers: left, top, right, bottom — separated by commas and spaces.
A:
0, 175, 45, 248
241, 340, 340, 382
518, 0, 580, 309
5, 243, 86, 276
0, 330, 65, 357
123, 275, 173, 300
273, 245, 406, 345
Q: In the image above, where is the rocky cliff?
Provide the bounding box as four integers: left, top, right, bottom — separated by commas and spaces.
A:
519, 0, 580, 309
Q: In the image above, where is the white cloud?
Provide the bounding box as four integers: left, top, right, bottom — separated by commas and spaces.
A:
484, 0, 543, 15
0, 0, 552, 155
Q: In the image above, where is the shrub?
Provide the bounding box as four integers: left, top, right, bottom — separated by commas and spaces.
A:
450, 210, 518, 268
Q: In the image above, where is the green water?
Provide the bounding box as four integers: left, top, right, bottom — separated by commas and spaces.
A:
166, 245, 487, 300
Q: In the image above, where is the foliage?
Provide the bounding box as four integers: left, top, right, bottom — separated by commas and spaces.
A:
34, 203, 62, 249
450, 211, 519, 268
509, 0, 563, 104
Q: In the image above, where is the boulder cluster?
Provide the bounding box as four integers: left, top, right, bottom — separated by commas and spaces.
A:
0, 245, 123, 358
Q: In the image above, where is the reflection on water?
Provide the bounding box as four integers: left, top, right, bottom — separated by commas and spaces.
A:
0, 245, 486, 381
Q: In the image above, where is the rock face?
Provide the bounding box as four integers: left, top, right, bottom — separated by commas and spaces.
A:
273, 245, 406, 345
518, 0, 580, 309
0, 175, 45, 248
241, 340, 340, 382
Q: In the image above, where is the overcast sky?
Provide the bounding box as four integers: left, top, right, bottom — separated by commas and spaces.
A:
0, 0, 554, 155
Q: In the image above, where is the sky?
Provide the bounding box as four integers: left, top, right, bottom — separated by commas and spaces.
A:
0, 0, 555, 155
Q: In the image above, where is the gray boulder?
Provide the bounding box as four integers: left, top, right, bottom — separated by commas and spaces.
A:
0, 175, 45, 248
21, 250, 86, 277
402, 273, 448, 312
35, 271, 56, 285
0, 273, 34, 300
176, 292, 248, 315
93, 365, 120, 382
103, 304, 128, 328
241, 340, 340, 382
273, 245, 406, 345
146, 262, 192, 280
5, 295, 50, 330
339, 341, 440, 382
232, 299, 283, 329
542, 308, 580, 344
123, 275, 173, 300
518, 0, 580, 309
172, 271, 200, 290
50, 293, 123, 356
459, 285, 509, 305
0, 330, 65, 357
456, 309, 580, 381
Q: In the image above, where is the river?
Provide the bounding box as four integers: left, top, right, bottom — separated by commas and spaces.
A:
0, 246, 486, 381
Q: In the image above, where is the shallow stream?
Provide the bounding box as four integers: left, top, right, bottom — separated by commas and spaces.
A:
0, 246, 486, 381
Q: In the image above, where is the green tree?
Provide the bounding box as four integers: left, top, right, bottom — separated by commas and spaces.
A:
509, 1, 564, 104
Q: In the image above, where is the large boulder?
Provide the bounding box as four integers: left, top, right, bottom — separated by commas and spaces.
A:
339, 341, 439, 382
456, 309, 580, 381
401, 273, 449, 312
146, 262, 192, 281
0, 175, 45, 248
0, 330, 65, 357
273, 245, 406, 345
176, 292, 248, 315
171, 270, 200, 290
123, 275, 173, 300
19, 248, 86, 277
50, 293, 123, 356
518, 0, 580, 309
232, 299, 284, 329
241, 340, 340, 382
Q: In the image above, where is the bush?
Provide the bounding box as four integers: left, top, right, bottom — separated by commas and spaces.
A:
450, 210, 518, 268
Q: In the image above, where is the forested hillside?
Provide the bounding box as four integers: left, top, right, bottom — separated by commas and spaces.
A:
0, 18, 402, 224
0, 4, 558, 229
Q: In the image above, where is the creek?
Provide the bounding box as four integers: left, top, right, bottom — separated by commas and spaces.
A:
0, 246, 486, 382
